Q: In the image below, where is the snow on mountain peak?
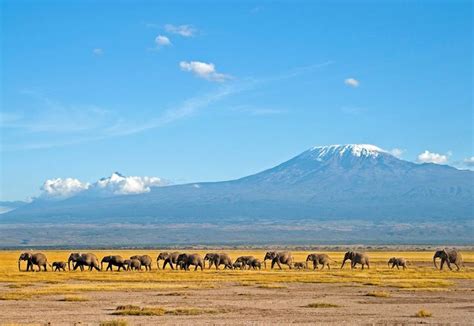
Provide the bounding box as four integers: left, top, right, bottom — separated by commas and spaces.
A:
309, 144, 387, 160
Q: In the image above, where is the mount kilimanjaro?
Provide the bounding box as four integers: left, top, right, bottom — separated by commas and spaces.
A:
3, 144, 473, 224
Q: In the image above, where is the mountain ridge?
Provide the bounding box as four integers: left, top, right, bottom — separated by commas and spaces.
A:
2, 144, 473, 223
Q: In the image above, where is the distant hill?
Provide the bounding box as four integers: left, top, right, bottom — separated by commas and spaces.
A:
3, 144, 473, 224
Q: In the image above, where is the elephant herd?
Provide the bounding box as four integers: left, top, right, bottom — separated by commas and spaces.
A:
17, 249, 465, 272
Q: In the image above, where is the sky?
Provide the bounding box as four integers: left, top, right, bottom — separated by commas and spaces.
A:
0, 0, 473, 201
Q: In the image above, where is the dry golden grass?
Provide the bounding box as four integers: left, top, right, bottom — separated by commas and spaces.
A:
305, 302, 340, 308
59, 295, 88, 302
366, 290, 391, 298
99, 319, 128, 326
1, 250, 472, 301
113, 305, 222, 316
414, 309, 432, 317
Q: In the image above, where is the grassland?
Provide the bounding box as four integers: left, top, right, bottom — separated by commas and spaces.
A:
0, 250, 472, 324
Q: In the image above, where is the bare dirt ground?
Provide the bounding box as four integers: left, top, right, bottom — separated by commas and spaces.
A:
1, 279, 473, 325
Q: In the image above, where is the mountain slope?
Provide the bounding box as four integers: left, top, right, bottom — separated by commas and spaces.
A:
2, 144, 473, 223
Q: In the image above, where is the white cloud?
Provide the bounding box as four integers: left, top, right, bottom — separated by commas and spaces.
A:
417, 150, 449, 164
463, 157, 474, 167
179, 61, 231, 82
389, 148, 404, 158
344, 78, 359, 87
41, 178, 90, 199
94, 172, 166, 195
164, 24, 196, 37
155, 35, 171, 46
93, 48, 103, 56
40, 172, 167, 199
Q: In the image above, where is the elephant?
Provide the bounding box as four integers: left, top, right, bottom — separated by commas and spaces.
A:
341, 251, 370, 269
263, 251, 293, 269
433, 249, 463, 271
306, 253, 335, 270
234, 256, 256, 270
68, 253, 100, 271
204, 253, 233, 270
176, 253, 204, 271
157, 252, 181, 270
232, 262, 243, 270
52, 261, 67, 272
388, 257, 407, 270
130, 255, 152, 271
294, 262, 306, 270
124, 259, 142, 271
18, 252, 50, 272
248, 258, 262, 270
101, 255, 127, 271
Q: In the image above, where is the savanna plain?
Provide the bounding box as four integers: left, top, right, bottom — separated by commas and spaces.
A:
0, 250, 473, 325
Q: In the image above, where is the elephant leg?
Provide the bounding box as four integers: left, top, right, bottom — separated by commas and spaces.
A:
440, 260, 445, 270
271, 260, 275, 269
43, 264, 47, 272
277, 261, 282, 270
454, 263, 460, 271
396, 265, 399, 270
327, 264, 330, 270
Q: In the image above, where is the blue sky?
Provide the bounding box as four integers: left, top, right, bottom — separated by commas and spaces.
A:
1, 0, 473, 201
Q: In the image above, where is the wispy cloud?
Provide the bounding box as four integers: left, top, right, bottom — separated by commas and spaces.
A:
389, 148, 405, 158
3, 61, 332, 151
417, 150, 450, 164
179, 61, 231, 82
344, 77, 359, 88
165, 24, 196, 37
155, 35, 171, 47
463, 157, 474, 167
232, 105, 285, 116
93, 48, 103, 56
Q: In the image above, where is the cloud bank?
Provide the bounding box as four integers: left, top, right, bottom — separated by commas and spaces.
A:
417, 150, 449, 164
40, 172, 167, 199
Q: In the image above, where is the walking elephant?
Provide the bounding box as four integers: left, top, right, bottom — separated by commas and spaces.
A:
234, 256, 256, 270
101, 255, 127, 271
306, 253, 335, 270
130, 255, 152, 271
157, 252, 181, 269
433, 249, 463, 271
204, 253, 233, 270
124, 259, 142, 271
68, 253, 100, 271
52, 261, 67, 272
264, 251, 293, 269
18, 252, 50, 272
341, 251, 370, 269
248, 258, 262, 270
176, 253, 204, 271
388, 257, 407, 270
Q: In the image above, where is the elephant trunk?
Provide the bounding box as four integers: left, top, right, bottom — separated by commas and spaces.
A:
68, 258, 72, 271
433, 256, 439, 269
18, 259, 21, 271
156, 260, 160, 269
387, 261, 390, 267
341, 259, 346, 269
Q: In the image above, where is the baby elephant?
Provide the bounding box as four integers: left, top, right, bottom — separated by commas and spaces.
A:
52, 261, 67, 272
293, 262, 306, 270
388, 257, 407, 270
124, 259, 142, 271
232, 262, 243, 270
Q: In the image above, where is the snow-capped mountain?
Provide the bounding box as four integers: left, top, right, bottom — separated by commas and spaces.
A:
3, 144, 473, 223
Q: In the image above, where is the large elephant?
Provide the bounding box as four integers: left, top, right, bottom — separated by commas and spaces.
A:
341, 251, 370, 269
18, 252, 50, 272
264, 251, 293, 269
388, 257, 407, 270
204, 253, 233, 270
101, 255, 127, 271
157, 252, 181, 270
68, 253, 100, 271
234, 256, 256, 270
130, 255, 152, 271
306, 253, 335, 270
433, 249, 463, 271
176, 253, 204, 271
